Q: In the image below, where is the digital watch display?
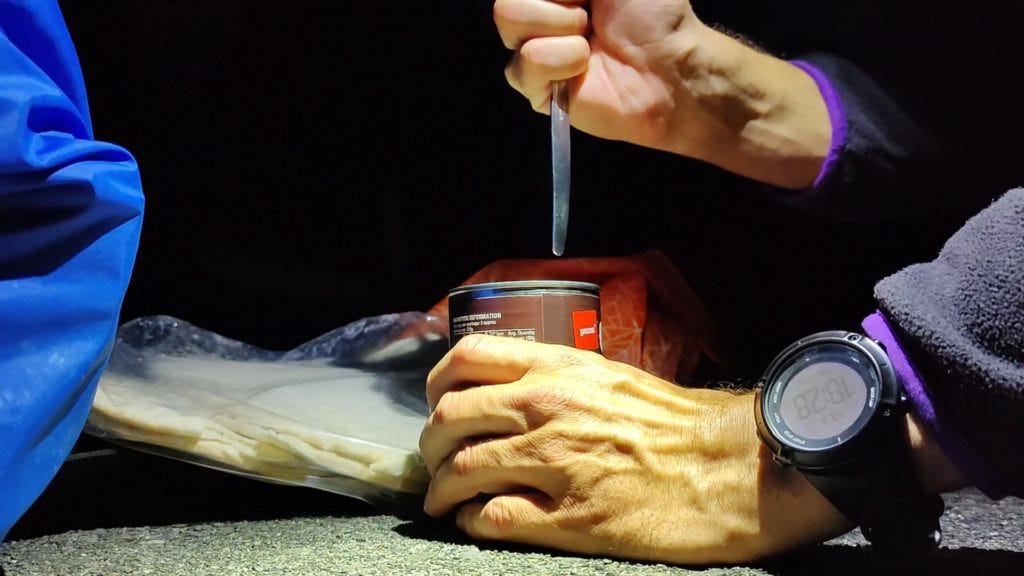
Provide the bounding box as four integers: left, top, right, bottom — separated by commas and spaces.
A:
756, 332, 899, 468
754, 330, 944, 557
763, 342, 881, 452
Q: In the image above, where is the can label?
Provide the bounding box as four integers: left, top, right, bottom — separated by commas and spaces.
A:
447, 281, 601, 351
571, 309, 600, 350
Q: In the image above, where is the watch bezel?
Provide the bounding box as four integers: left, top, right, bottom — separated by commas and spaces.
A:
755, 331, 902, 471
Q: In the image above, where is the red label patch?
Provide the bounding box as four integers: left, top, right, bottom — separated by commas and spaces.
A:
571, 309, 600, 350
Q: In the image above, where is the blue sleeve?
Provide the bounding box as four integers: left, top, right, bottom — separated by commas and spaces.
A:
0, 0, 143, 541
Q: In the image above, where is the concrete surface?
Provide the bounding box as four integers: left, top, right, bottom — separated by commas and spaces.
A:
3, 488, 1022, 576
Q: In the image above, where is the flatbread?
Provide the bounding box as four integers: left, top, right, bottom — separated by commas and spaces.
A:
90, 355, 429, 494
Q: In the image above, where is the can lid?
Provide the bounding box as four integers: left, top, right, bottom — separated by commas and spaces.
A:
447, 280, 601, 298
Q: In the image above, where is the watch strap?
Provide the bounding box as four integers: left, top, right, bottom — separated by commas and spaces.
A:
802, 422, 944, 559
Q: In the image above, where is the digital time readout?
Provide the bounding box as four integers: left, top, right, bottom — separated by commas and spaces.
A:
779, 361, 868, 439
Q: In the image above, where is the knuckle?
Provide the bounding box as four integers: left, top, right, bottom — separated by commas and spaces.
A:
424, 372, 443, 406
492, 0, 514, 24
418, 433, 446, 478
571, 6, 589, 32
552, 345, 586, 368
518, 39, 542, 66
447, 337, 475, 366
523, 385, 566, 410
481, 498, 521, 537
449, 441, 481, 477
431, 391, 460, 425
517, 385, 578, 418
492, 0, 518, 35
449, 333, 490, 365
417, 426, 432, 460
533, 435, 571, 465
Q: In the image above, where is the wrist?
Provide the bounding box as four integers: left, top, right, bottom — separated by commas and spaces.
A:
906, 413, 969, 494
755, 330, 946, 556
710, 392, 852, 561
664, 27, 831, 188
861, 311, 973, 496
757, 440, 854, 557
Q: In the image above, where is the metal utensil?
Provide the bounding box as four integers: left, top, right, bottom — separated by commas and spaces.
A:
550, 80, 570, 256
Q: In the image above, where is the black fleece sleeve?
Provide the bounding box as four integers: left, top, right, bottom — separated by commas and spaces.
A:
784, 53, 938, 221
777, 52, 1016, 224
874, 188, 1024, 496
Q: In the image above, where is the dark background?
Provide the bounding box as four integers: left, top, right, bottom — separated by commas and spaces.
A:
54, 0, 966, 375
9, 0, 998, 542
55, 0, 964, 375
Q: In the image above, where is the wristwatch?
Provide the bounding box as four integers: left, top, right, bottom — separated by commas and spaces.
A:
754, 330, 944, 558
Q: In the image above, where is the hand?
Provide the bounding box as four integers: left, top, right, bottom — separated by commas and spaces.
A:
493, 0, 831, 188
419, 335, 851, 564
495, 0, 701, 149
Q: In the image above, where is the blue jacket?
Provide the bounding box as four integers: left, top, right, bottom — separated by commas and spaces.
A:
0, 0, 143, 540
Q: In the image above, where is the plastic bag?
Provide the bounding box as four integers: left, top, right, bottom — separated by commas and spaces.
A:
87, 251, 724, 515
87, 313, 448, 512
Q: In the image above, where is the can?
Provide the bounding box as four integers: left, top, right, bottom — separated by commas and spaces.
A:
446, 280, 601, 351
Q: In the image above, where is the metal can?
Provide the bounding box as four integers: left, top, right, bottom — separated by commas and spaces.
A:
446, 280, 601, 351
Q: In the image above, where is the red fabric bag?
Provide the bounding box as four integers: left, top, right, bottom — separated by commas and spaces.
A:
429, 250, 725, 382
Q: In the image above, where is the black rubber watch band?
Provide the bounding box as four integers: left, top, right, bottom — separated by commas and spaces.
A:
802, 422, 944, 559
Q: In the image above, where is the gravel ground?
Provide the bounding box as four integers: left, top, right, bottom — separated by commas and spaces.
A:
3, 489, 1022, 576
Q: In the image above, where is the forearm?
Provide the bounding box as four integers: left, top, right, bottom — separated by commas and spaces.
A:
653, 25, 831, 189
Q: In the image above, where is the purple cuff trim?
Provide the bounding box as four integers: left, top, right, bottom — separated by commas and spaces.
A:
790, 60, 847, 189
862, 311, 1009, 498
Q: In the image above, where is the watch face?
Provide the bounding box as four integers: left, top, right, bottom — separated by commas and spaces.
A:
764, 342, 881, 451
